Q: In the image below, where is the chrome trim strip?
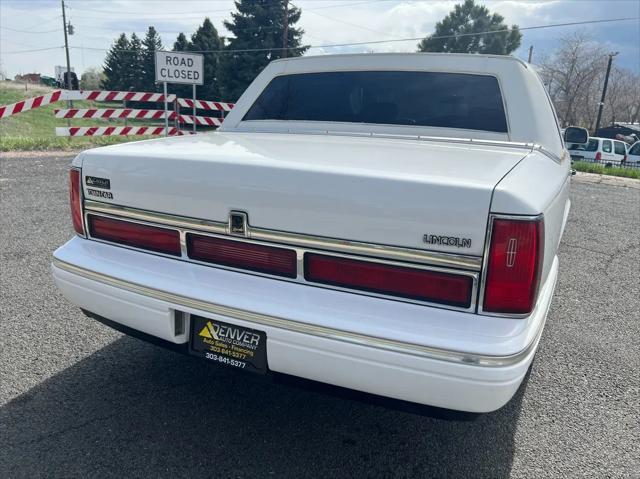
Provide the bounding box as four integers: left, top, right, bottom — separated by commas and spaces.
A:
84, 200, 482, 271
52, 257, 541, 368
83, 209, 479, 312
477, 213, 544, 318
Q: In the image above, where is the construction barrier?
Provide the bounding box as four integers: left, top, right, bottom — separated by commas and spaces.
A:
56, 126, 182, 137
177, 98, 234, 111
177, 115, 223, 126
60, 90, 176, 102
0, 88, 234, 137
0, 90, 62, 119
55, 108, 172, 120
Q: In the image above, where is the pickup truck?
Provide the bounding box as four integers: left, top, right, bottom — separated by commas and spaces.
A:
52, 53, 575, 413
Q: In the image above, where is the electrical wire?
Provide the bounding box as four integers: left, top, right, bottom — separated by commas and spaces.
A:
3, 16, 638, 55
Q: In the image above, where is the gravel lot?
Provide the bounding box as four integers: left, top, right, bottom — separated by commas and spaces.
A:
1, 154, 638, 478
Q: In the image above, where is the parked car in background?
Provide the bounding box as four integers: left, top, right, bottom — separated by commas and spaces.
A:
568, 137, 627, 165
627, 142, 640, 165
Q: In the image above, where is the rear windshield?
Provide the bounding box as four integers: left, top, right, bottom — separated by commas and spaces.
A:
567, 138, 598, 151
630, 143, 640, 155
614, 141, 626, 155
243, 71, 508, 133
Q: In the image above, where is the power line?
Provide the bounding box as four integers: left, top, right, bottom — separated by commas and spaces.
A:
297, 3, 393, 38
0, 26, 60, 34
2, 46, 64, 54
3, 16, 638, 55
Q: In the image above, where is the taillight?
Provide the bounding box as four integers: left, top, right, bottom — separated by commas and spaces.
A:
305, 253, 473, 308
595, 152, 602, 161
88, 215, 181, 256
69, 168, 84, 235
187, 233, 297, 278
482, 216, 544, 315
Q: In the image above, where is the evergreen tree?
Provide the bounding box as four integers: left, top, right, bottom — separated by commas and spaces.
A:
173, 32, 189, 51
189, 18, 224, 100
170, 32, 192, 99
101, 33, 130, 90
220, 0, 308, 101
417, 0, 521, 55
125, 33, 144, 91
141, 26, 164, 92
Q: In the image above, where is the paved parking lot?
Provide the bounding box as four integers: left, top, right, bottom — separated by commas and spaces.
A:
1, 154, 638, 478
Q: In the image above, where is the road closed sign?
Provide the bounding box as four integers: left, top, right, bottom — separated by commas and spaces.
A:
155, 51, 204, 85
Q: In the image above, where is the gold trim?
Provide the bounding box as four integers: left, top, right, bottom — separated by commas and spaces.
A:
84, 200, 482, 271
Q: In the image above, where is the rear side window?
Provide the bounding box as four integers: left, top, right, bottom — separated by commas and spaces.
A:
630, 143, 640, 155
614, 141, 626, 155
602, 140, 612, 153
244, 71, 508, 133
585, 139, 599, 152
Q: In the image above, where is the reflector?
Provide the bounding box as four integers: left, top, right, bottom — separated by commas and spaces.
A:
88, 215, 181, 256
187, 234, 297, 278
69, 169, 84, 235
482, 217, 544, 314
305, 253, 472, 307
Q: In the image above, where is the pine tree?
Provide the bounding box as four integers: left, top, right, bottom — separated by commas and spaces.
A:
220, 0, 308, 101
170, 32, 192, 99
417, 0, 521, 55
124, 33, 144, 91
173, 32, 189, 51
189, 18, 224, 100
141, 26, 164, 92
101, 33, 130, 90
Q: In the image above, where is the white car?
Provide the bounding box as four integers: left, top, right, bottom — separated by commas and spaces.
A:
625, 141, 640, 165
52, 53, 574, 413
568, 137, 628, 164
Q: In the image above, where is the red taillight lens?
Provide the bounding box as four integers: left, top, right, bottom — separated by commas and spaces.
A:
187, 234, 297, 278
69, 168, 84, 235
88, 215, 181, 256
482, 217, 544, 315
595, 152, 602, 161
305, 253, 473, 308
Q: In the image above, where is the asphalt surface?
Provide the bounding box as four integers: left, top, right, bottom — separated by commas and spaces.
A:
1, 154, 639, 478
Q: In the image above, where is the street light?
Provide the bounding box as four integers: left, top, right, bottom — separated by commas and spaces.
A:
594, 51, 619, 135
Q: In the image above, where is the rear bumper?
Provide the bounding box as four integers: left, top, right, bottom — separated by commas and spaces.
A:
52, 237, 558, 413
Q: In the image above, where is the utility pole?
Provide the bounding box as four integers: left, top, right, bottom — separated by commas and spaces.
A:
527, 45, 533, 63
282, 0, 289, 58
61, 0, 73, 124
594, 51, 619, 135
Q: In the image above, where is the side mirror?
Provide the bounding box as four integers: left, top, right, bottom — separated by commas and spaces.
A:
564, 126, 589, 145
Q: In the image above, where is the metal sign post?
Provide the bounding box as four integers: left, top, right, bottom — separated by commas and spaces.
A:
155, 51, 204, 136
163, 82, 169, 137
192, 84, 197, 133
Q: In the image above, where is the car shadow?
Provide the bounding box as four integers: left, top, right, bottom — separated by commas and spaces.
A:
1, 336, 527, 478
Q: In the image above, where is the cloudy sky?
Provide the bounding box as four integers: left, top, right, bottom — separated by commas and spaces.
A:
1, 0, 638, 79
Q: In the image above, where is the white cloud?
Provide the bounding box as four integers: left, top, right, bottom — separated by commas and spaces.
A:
1, 0, 637, 80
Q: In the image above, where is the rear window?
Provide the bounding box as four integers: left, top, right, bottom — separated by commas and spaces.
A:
568, 139, 598, 151
243, 71, 508, 133
602, 140, 612, 153
614, 141, 626, 155
630, 143, 640, 155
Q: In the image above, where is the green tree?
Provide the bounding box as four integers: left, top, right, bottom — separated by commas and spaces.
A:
417, 0, 521, 55
170, 32, 192, 99
189, 18, 224, 100
173, 32, 189, 51
141, 26, 164, 92
122, 33, 144, 91
220, 0, 308, 101
101, 33, 130, 90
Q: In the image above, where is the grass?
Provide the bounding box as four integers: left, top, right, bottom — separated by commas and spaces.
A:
572, 161, 640, 180
0, 82, 163, 151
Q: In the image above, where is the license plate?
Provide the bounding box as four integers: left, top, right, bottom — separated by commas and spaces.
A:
189, 315, 268, 374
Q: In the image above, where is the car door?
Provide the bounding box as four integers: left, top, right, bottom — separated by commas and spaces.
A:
601, 139, 615, 162
613, 141, 627, 164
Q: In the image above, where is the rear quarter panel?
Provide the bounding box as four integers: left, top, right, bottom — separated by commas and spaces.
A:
490, 151, 571, 286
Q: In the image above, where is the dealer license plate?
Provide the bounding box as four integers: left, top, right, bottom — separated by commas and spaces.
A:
189, 315, 268, 374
